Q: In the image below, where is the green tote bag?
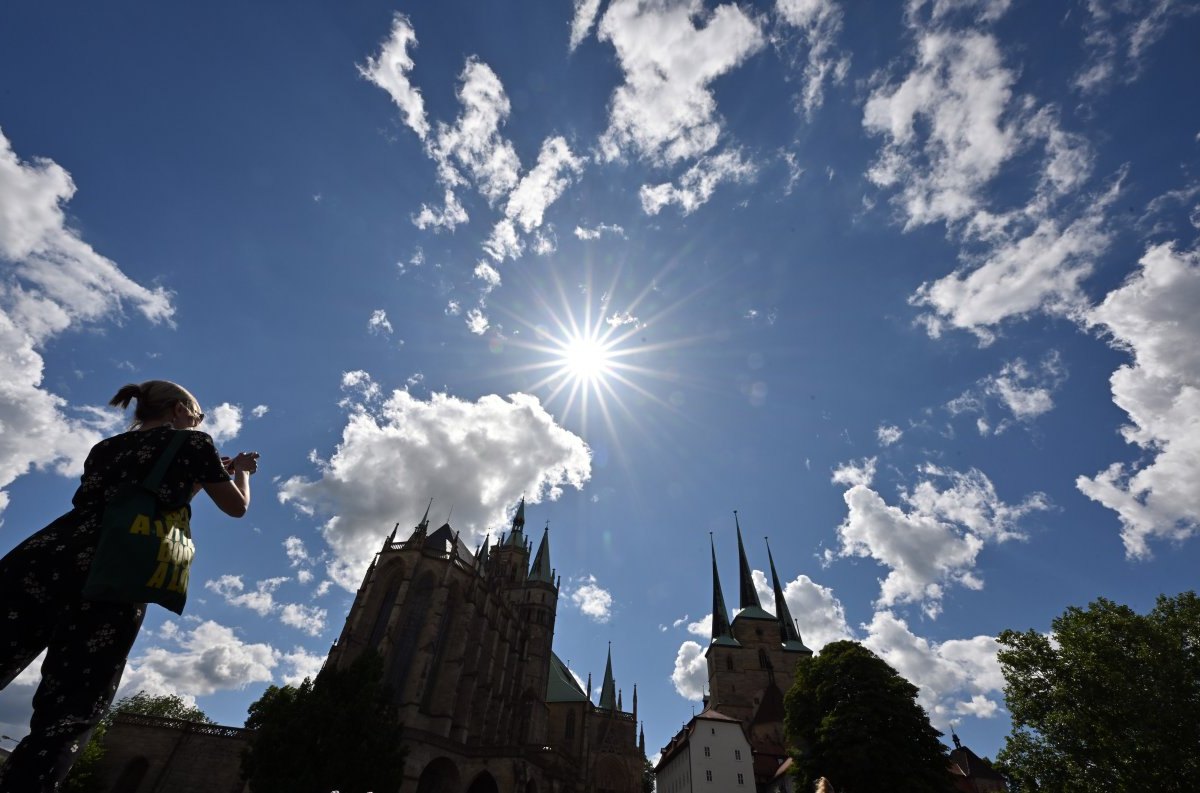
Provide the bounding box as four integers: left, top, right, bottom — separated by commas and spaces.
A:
82, 430, 196, 614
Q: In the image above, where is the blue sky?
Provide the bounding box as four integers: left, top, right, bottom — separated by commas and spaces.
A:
2, 0, 1198, 763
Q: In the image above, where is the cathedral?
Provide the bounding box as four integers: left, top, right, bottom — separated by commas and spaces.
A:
655, 514, 813, 789
324, 499, 646, 793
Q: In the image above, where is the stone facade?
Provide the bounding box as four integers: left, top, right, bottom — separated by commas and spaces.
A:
92, 712, 251, 793
326, 502, 644, 793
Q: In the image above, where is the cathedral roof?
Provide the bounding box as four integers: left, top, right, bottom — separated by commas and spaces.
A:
546, 652, 589, 703
529, 526, 553, 583
423, 522, 474, 560
709, 535, 740, 647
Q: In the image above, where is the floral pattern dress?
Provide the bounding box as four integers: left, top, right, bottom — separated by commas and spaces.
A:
0, 427, 230, 792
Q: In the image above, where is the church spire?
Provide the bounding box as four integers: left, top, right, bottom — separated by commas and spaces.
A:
529, 524, 553, 583
639, 722, 646, 756
599, 644, 617, 710
710, 534, 737, 646
735, 511, 762, 611
766, 537, 812, 653
505, 497, 526, 546
416, 498, 433, 536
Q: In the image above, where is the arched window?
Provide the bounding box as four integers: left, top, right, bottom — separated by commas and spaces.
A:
565, 709, 576, 740
726, 655, 734, 671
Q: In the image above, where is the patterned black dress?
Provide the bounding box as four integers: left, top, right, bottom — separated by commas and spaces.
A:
0, 427, 230, 792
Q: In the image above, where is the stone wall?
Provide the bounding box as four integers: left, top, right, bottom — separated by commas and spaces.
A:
95, 712, 251, 793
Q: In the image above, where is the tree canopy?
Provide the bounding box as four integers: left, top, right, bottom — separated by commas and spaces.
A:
997, 591, 1200, 792
783, 640, 954, 793
241, 650, 406, 793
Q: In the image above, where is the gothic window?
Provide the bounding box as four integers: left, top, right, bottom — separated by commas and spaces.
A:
726, 655, 734, 671
387, 571, 435, 700
367, 578, 401, 649
759, 648, 772, 669
565, 710, 575, 740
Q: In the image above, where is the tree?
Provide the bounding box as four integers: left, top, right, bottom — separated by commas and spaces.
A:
642, 757, 655, 793
996, 591, 1200, 792
241, 650, 406, 793
783, 640, 954, 793
62, 691, 211, 792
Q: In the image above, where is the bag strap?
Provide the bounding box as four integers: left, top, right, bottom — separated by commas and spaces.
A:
141, 430, 189, 492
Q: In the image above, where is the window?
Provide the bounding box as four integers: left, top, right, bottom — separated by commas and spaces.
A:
706, 770, 712, 782
726, 655, 734, 671
738, 772, 745, 785
735, 749, 741, 760
704, 746, 710, 757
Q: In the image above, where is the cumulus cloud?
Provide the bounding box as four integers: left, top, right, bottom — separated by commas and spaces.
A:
569, 0, 604, 51
863, 14, 1113, 339
876, 424, 904, 446
204, 402, 243, 446
278, 375, 591, 590
119, 620, 278, 705
947, 352, 1067, 434
358, 14, 429, 140
862, 610, 1004, 728
597, 0, 764, 165
831, 456, 876, 487
368, 309, 393, 335
473, 261, 501, 294
204, 574, 327, 636
0, 129, 175, 515
751, 570, 854, 650
251, 404, 270, 419
1077, 243, 1200, 558
570, 574, 614, 623
280, 648, 326, 687
774, 0, 851, 116
833, 463, 1048, 617
503, 137, 584, 235
639, 148, 757, 215
1074, 0, 1198, 94
465, 307, 490, 335
575, 223, 626, 240
671, 640, 708, 700
284, 535, 312, 567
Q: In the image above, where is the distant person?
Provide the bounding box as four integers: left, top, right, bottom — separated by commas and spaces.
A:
0, 380, 259, 792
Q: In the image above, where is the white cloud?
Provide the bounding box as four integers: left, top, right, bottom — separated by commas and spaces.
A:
1077, 243, 1200, 558
280, 648, 326, 687
368, 309, 393, 335
251, 404, 270, 419
575, 223, 626, 240
119, 620, 278, 704
833, 464, 1048, 617
465, 307, 490, 335
597, 0, 765, 165
0, 129, 174, 515
503, 137, 584, 234
279, 603, 328, 637
473, 261, 501, 294
876, 424, 904, 446
296, 569, 314, 585
671, 640, 708, 700
831, 456, 876, 487
948, 352, 1067, 434
1075, 0, 1198, 94
751, 570, 854, 650
204, 402, 243, 446
284, 536, 311, 567
639, 148, 757, 215
863, 17, 1112, 339
204, 574, 288, 617
278, 386, 591, 591
569, 0, 604, 51
774, 0, 851, 116
570, 575, 614, 623
686, 614, 712, 638
445, 300, 462, 317
606, 311, 640, 328
358, 14, 429, 140
862, 610, 1004, 728
413, 188, 469, 232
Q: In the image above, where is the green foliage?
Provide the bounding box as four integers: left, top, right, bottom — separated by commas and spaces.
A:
642, 757, 655, 793
62, 691, 212, 792
241, 651, 406, 793
783, 640, 954, 793
996, 591, 1200, 792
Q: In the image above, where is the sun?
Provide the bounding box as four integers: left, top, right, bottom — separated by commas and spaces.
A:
558, 331, 615, 384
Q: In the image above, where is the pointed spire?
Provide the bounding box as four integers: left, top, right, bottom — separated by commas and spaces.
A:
710, 533, 736, 646
587, 672, 593, 704
504, 497, 527, 547
766, 537, 812, 653
735, 511, 762, 611
416, 498, 433, 535
618, 688, 623, 711
639, 722, 646, 756
529, 524, 553, 583
633, 684, 639, 723
386, 522, 399, 546
599, 643, 616, 710
478, 534, 490, 569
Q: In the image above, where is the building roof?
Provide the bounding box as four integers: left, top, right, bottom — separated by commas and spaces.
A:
598, 645, 617, 709
654, 706, 748, 772
546, 652, 589, 703
734, 512, 764, 613
949, 741, 1007, 782
423, 522, 474, 559
529, 526, 553, 583
709, 535, 740, 647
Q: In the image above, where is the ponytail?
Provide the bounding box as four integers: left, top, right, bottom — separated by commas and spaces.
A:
109, 380, 200, 430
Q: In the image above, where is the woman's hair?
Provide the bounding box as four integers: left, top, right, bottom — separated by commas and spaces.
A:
109, 380, 200, 429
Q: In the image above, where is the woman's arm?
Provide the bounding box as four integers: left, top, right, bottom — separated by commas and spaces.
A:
203, 452, 258, 517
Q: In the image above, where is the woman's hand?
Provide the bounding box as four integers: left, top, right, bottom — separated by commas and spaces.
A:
229, 452, 260, 475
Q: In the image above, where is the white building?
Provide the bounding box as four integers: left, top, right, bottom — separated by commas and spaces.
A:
655, 707, 756, 792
